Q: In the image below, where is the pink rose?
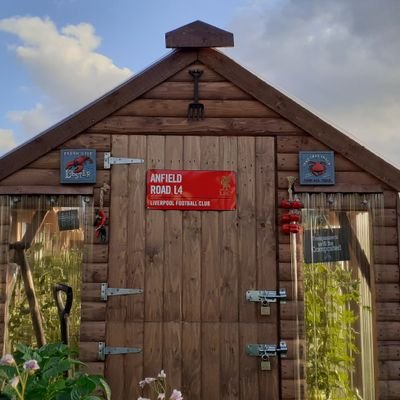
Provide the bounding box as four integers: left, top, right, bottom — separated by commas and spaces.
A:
0, 354, 15, 366
23, 359, 40, 374
169, 389, 183, 400
9, 376, 19, 388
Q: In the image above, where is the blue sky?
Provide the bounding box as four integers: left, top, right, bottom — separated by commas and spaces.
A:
1, 0, 399, 167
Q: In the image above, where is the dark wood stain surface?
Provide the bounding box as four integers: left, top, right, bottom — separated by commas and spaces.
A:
0, 34, 398, 400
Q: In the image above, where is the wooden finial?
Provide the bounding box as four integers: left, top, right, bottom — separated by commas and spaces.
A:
165, 20, 234, 48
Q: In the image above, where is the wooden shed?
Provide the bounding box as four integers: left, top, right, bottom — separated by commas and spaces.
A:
0, 20, 399, 400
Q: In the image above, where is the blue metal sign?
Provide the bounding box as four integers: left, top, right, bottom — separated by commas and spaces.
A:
60, 149, 96, 184
299, 151, 335, 185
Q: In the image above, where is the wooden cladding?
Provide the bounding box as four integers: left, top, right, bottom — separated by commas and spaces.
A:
0, 57, 398, 400
277, 151, 399, 399
88, 116, 301, 135
104, 134, 279, 400
115, 99, 279, 118
169, 64, 225, 82
278, 152, 360, 172
142, 81, 251, 100
197, 48, 400, 191
89, 70, 303, 136
0, 49, 199, 182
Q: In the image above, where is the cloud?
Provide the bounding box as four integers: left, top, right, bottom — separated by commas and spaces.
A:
8, 103, 52, 135
228, 0, 400, 167
0, 16, 132, 125
0, 129, 17, 153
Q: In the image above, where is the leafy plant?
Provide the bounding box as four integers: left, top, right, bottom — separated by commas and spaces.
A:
304, 262, 360, 400
0, 343, 110, 400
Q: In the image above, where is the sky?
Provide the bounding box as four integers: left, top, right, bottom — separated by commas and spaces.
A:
0, 0, 399, 168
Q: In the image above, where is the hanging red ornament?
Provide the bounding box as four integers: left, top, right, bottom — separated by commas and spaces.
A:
289, 213, 301, 222
281, 224, 291, 234
291, 200, 304, 209
279, 199, 292, 209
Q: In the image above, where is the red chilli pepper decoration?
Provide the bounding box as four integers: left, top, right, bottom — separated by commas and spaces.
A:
289, 213, 301, 222
279, 199, 292, 209
289, 224, 300, 234
95, 209, 107, 241
291, 200, 304, 209
280, 199, 303, 235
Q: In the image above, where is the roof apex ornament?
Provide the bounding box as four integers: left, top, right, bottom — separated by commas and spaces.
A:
165, 20, 234, 48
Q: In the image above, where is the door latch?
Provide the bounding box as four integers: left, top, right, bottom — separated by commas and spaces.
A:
246, 341, 288, 371
246, 288, 287, 315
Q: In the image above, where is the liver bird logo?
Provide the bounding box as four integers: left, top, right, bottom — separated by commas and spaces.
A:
220, 175, 231, 196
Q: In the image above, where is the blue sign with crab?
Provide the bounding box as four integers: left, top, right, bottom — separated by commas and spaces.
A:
299, 151, 335, 185
60, 149, 96, 184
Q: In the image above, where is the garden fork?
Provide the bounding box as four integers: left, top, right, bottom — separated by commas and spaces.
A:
188, 69, 204, 120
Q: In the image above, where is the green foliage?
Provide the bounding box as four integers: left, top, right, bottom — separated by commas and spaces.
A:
304, 262, 360, 400
0, 343, 110, 400
9, 247, 82, 351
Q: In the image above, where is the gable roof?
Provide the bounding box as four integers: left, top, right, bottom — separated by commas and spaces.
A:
0, 23, 399, 191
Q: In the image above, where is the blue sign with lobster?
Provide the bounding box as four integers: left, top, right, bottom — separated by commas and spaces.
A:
299, 151, 335, 185
60, 149, 96, 184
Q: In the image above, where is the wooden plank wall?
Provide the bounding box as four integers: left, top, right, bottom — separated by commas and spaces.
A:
377, 193, 400, 399
94, 63, 291, 399
0, 59, 398, 400
277, 135, 400, 400
100, 132, 280, 400
0, 204, 11, 352
0, 133, 111, 373
89, 63, 301, 137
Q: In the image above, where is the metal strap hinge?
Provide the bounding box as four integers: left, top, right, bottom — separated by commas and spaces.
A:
100, 283, 143, 301
104, 152, 144, 169
98, 342, 141, 361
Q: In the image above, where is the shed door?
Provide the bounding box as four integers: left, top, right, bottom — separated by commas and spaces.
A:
104, 135, 279, 400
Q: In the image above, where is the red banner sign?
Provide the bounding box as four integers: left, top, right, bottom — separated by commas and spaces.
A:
146, 169, 236, 210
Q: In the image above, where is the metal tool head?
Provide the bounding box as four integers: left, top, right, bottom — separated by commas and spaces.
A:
188, 102, 204, 120
188, 69, 205, 120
